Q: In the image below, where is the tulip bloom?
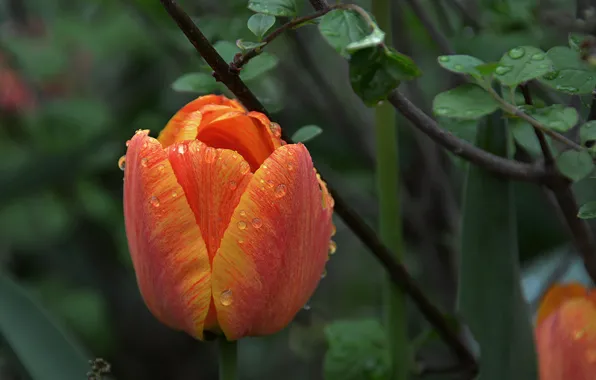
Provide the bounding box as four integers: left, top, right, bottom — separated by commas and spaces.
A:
123, 95, 334, 340
535, 283, 596, 380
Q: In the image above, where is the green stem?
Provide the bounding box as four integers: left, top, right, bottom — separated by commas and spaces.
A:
372, 0, 408, 378
218, 338, 238, 380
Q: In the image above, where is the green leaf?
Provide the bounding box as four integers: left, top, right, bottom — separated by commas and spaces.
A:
171, 72, 220, 93
432, 83, 499, 119
556, 150, 595, 182
580, 121, 596, 152
494, 46, 554, 87
522, 104, 578, 132
475, 62, 500, 76
349, 47, 420, 106
569, 33, 587, 51
578, 201, 596, 219
318, 10, 370, 57
0, 275, 91, 380
458, 105, 538, 380
214, 41, 278, 80
236, 40, 267, 51
323, 319, 391, 380
539, 46, 596, 94
437, 55, 485, 75
346, 26, 385, 53
247, 14, 276, 39
292, 125, 323, 143
510, 119, 543, 156
248, 0, 297, 17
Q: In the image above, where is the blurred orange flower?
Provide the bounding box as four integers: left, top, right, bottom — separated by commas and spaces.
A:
122, 95, 335, 340
535, 282, 596, 380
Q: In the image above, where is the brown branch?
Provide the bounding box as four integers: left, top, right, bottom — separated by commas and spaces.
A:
158, 0, 477, 369
387, 91, 548, 182
520, 84, 555, 166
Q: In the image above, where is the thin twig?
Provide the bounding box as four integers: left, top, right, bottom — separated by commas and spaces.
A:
486, 86, 584, 151
441, 0, 481, 31
387, 91, 547, 182
405, 0, 455, 55
520, 84, 555, 166
158, 0, 477, 369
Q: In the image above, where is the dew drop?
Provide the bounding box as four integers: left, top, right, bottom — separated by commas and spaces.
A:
435, 107, 451, 115
548, 121, 565, 130
508, 47, 525, 59
150, 196, 160, 207
118, 156, 126, 171
171, 191, 178, 198
157, 164, 165, 173
274, 184, 287, 198
287, 163, 294, 171
220, 289, 233, 306
556, 85, 578, 93
270, 123, 282, 138
177, 144, 187, 154
542, 70, 560, 80
531, 52, 545, 61
574, 329, 586, 340
135, 129, 143, 135
239, 161, 250, 175
141, 158, 149, 167
495, 65, 513, 75
438, 56, 450, 62
303, 304, 311, 311
321, 269, 327, 279
142, 141, 148, 149
125, 140, 131, 147
238, 239, 244, 245
251, 218, 262, 229
237, 221, 247, 230
329, 240, 337, 254
239, 210, 247, 217
454, 64, 464, 70
204, 147, 216, 163
229, 180, 238, 190
266, 179, 275, 188
331, 224, 337, 236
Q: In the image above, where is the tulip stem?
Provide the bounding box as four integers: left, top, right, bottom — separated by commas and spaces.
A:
218, 338, 238, 380
371, 0, 409, 378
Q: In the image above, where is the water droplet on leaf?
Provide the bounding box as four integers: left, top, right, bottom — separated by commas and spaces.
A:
438, 56, 450, 62
531, 52, 545, 60
495, 65, 513, 75
435, 107, 451, 115
508, 47, 525, 59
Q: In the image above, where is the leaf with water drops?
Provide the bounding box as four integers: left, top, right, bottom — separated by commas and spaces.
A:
247, 14, 276, 40
248, 0, 297, 17
432, 83, 499, 119
318, 10, 370, 58
539, 46, 596, 94
292, 125, 323, 143
323, 319, 391, 380
556, 150, 595, 182
494, 46, 554, 87
171, 73, 221, 94
578, 201, 596, 219
580, 121, 596, 154
522, 104, 578, 132
349, 46, 420, 106
437, 55, 485, 76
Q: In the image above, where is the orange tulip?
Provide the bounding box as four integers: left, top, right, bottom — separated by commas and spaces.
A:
535, 283, 596, 380
122, 95, 335, 340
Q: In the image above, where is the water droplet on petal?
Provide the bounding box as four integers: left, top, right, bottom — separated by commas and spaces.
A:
177, 144, 187, 154
329, 240, 337, 254
125, 140, 131, 147
118, 156, 126, 171
508, 47, 525, 59
204, 147, 216, 163
229, 180, 237, 190
171, 191, 178, 198
251, 218, 262, 229
239, 161, 250, 175
237, 239, 244, 245
142, 141, 148, 148
270, 123, 282, 138
239, 210, 247, 217
331, 224, 337, 236
438, 56, 450, 62
157, 164, 165, 173
287, 163, 294, 171
274, 184, 287, 198
321, 269, 327, 279
303, 304, 311, 311
237, 221, 247, 230
574, 329, 586, 340
220, 289, 233, 306
141, 158, 148, 167
150, 196, 160, 207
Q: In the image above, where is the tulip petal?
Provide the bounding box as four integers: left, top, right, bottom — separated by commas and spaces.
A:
167, 139, 253, 259
211, 144, 334, 339
124, 130, 211, 339
158, 95, 245, 148
536, 283, 590, 326
536, 298, 596, 380
197, 111, 281, 172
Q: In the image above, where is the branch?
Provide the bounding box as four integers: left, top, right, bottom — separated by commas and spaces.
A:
405, 0, 455, 55
441, 0, 481, 31
520, 84, 554, 166
387, 90, 548, 182
158, 0, 477, 369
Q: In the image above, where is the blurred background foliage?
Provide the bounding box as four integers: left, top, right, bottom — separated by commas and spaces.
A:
0, 0, 594, 379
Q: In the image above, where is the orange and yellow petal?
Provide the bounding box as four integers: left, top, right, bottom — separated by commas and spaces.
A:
536, 283, 591, 326
166, 139, 253, 259
196, 111, 277, 172
536, 298, 596, 380
123, 130, 211, 339
211, 143, 334, 339
158, 95, 244, 148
